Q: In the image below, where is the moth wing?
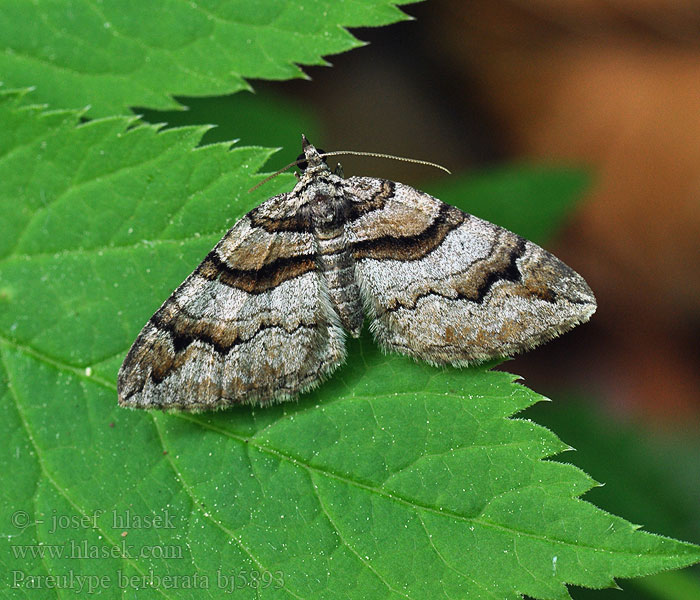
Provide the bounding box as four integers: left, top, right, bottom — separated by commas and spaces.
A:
118, 194, 345, 410
346, 177, 597, 365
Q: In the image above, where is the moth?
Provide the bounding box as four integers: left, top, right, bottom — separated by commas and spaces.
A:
118, 136, 596, 411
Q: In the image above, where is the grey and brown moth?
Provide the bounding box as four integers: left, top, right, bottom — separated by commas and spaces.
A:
118, 136, 596, 411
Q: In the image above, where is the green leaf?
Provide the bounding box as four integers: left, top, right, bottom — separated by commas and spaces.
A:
1, 95, 699, 599
0, 0, 417, 118
526, 400, 700, 546
526, 399, 700, 600
139, 90, 323, 172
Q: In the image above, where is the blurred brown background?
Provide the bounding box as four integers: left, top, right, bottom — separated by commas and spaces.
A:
279, 0, 700, 429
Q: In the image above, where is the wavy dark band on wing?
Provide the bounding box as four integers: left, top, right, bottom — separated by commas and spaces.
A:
146, 311, 315, 381
248, 207, 312, 233
118, 313, 318, 399
347, 179, 396, 219
380, 235, 531, 314
197, 250, 316, 294
352, 202, 466, 261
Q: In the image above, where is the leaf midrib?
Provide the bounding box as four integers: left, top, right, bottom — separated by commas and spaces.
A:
2, 335, 680, 564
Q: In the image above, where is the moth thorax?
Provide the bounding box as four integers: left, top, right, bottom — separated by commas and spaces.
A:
309, 192, 350, 231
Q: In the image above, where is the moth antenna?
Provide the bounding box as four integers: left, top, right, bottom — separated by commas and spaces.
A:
319, 151, 451, 175
248, 148, 451, 193
247, 158, 307, 193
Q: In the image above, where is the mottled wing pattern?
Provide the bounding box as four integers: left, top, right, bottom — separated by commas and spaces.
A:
117, 193, 345, 410
345, 177, 597, 366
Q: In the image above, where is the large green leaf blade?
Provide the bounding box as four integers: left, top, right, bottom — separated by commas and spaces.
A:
0, 0, 417, 117
1, 95, 699, 599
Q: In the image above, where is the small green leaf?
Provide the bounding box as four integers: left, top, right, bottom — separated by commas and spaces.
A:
0, 0, 418, 117
1, 95, 698, 599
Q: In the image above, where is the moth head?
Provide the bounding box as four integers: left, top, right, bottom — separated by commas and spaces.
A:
297, 134, 328, 174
